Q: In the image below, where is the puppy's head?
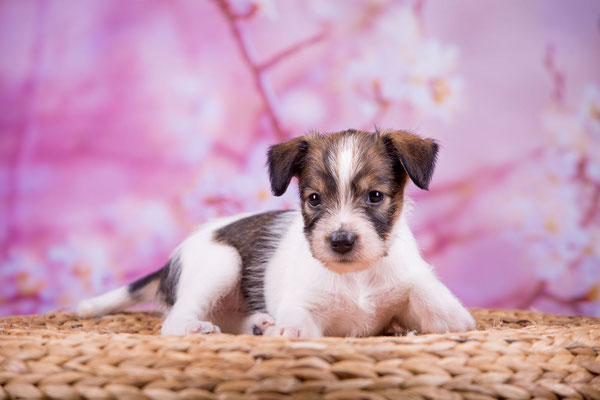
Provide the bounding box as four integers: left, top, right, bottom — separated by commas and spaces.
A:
268, 129, 438, 273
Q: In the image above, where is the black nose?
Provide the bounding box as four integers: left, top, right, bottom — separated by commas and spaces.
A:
329, 231, 356, 254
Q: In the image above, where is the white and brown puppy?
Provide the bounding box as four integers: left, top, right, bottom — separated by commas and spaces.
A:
77, 129, 476, 337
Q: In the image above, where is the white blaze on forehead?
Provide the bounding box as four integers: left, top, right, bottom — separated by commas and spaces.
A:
333, 136, 359, 203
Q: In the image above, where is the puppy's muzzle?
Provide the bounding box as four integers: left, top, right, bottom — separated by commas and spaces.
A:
329, 231, 356, 254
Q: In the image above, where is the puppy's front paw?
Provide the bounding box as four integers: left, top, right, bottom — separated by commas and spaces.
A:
189, 321, 222, 335
420, 305, 475, 334
248, 312, 275, 335
263, 325, 305, 338
161, 318, 221, 336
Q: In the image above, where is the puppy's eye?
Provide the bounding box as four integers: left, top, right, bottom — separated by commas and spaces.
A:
367, 191, 384, 204
308, 193, 321, 207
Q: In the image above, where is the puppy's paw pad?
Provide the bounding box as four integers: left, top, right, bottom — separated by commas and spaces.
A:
264, 325, 302, 338
190, 321, 222, 335
249, 313, 275, 335
161, 319, 221, 336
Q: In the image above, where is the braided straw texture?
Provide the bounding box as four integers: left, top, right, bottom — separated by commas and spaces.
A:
0, 309, 598, 400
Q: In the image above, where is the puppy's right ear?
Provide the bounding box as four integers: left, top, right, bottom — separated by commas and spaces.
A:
267, 137, 309, 196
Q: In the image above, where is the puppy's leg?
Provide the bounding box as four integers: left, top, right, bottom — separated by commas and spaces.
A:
398, 268, 475, 334
246, 312, 275, 335
161, 242, 242, 336
217, 312, 275, 335
264, 305, 322, 338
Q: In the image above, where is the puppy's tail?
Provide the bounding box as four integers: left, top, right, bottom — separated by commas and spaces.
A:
76, 265, 166, 318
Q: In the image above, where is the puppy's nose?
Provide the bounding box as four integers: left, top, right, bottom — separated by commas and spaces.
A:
329, 231, 356, 254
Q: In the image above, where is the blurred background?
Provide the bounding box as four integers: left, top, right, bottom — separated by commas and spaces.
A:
1, 0, 599, 317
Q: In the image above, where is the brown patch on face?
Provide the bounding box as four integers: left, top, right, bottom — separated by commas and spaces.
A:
295, 134, 338, 234
348, 135, 406, 237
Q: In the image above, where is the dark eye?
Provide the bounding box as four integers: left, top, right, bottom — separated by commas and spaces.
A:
367, 191, 384, 204
308, 193, 321, 207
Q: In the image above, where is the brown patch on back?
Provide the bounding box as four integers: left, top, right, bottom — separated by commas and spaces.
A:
214, 210, 294, 312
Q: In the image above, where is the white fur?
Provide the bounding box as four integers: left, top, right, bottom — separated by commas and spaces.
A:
309, 203, 387, 273
334, 136, 358, 203
262, 210, 474, 337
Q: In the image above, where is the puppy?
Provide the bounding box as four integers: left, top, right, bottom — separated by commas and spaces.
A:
77, 129, 476, 337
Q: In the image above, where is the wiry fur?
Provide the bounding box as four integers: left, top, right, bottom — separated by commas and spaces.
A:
213, 210, 294, 312
77, 129, 475, 337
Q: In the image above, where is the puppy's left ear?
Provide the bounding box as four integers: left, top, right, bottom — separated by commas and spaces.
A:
382, 130, 439, 190
267, 136, 309, 196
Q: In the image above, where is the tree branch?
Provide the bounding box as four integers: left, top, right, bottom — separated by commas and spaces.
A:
213, 0, 327, 141
259, 30, 327, 71
544, 44, 566, 106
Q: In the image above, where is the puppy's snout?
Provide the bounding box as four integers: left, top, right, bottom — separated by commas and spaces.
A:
329, 231, 356, 254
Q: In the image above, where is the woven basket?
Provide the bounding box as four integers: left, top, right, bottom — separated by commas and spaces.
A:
0, 309, 598, 399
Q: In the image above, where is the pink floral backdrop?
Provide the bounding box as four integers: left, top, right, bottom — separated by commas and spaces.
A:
1, 0, 599, 317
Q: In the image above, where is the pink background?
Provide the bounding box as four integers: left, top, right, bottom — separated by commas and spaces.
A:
1, 0, 599, 317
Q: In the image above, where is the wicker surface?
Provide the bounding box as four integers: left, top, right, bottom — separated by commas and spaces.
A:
0, 309, 598, 399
